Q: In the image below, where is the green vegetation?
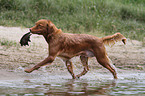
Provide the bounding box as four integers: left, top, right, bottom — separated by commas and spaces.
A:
0, 38, 17, 48
0, 0, 144, 41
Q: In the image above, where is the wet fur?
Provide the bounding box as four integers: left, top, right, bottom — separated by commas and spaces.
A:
24, 19, 126, 79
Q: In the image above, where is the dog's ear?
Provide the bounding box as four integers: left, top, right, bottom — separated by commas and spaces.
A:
47, 20, 54, 33
47, 20, 54, 27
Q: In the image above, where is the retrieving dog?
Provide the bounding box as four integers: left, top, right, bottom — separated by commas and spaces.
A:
24, 19, 126, 79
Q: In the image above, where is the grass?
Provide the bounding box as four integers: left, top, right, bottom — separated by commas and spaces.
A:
0, 38, 18, 49
0, 38, 17, 46
0, 0, 145, 41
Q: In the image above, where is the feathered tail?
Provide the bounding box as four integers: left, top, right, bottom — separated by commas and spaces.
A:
102, 33, 126, 46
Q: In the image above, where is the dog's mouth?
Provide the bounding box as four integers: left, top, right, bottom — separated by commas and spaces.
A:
30, 29, 42, 34
31, 31, 41, 34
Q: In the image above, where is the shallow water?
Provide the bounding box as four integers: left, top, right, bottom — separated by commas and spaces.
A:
0, 70, 145, 96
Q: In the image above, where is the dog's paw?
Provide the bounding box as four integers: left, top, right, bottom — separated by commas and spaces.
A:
24, 68, 33, 73
75, 75, 81, 79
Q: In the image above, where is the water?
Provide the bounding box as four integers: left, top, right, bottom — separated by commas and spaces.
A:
0, 70, 145, 96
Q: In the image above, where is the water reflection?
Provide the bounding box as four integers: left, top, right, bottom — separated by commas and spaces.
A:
0, 79, 116, 95
43, 79, 116, 96
1, 71, 145, 95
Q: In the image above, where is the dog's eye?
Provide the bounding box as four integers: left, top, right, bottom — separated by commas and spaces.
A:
38, 24, 43, 27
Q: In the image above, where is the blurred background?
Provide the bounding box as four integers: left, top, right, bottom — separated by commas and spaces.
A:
0, 0, 145, 41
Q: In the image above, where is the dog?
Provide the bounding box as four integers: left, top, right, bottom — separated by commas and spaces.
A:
24, 19, 126, 79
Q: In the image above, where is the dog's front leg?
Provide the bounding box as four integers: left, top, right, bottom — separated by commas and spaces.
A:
65, 60, 76, 79
24, 56, 54, 73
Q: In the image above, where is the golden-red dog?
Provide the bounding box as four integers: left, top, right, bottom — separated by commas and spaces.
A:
25, 19, 126, 79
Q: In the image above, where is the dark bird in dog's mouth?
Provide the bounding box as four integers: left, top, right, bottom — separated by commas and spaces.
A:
20, 32, 32, 46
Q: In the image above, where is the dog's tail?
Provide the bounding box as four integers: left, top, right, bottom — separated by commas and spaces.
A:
102, 33, 126, 46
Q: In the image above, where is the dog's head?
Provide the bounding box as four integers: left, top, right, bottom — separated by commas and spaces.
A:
30, 19, 57, 36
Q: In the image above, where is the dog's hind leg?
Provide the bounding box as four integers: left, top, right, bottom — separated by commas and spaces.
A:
65, 60, 76, 79
93, 46, 117, 79
98, 57, 117, 79
76, 56, 89, 78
